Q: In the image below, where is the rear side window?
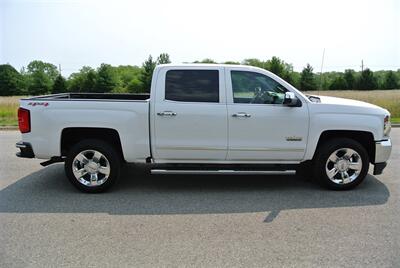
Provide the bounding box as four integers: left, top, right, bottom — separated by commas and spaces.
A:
165, 70, 219, 103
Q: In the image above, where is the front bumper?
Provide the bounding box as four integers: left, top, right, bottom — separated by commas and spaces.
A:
375, 139, 392, 163
16, 141, 35, 158
373, 139, 392, 175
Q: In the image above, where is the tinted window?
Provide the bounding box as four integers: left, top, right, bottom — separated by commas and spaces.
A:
231, 71, 287, 104
165, 70, 219, 103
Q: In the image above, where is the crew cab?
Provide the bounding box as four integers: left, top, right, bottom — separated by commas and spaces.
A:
16, 64, 392, 192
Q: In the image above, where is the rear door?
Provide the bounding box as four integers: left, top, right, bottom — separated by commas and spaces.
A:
152, 66, 228, 162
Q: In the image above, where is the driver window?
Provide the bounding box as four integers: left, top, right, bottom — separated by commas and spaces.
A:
231, 71, 287, 104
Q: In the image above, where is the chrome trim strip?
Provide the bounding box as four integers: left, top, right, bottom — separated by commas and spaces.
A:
153, 159, 300, 164
16, 142, 27, 149
156, 146, 304, 152
155, 146, 227, 151
151, 169, 296, 175
230, 148, 305, 152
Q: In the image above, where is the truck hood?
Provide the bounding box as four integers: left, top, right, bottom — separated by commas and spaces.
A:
313, 95, 390, 115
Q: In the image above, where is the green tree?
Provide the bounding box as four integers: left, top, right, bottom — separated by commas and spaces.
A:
95, 64, 117, 93
0, 64, 25, 96
52, 74, 67, 93
157, 53, 171, 64
27, 72, 52, 95
290, 71, 301, 89
344, 69, 356, 90
242, 58, 265, 68
357, 68, 378, 90
114, 65, 143, 93
26, 60, 58, 81
329, 75, 348, 90
266, 56, 285, 76
265, 56, 294, 84
25, 60, 59, 95
382, 71, 398, 89
140, 55, 157, 92
82, 68, 97, 92
299, 64, 317, 91
223, 61, 240, 65
127, 77, 144, 93
194, 58, 217, 63
68, 66, 97, 92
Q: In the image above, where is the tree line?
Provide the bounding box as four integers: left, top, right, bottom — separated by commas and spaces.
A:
0, 54, 399, 96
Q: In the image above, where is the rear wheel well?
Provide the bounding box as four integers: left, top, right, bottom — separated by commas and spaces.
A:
60, 127, 125, 162
315, 130, 375, 163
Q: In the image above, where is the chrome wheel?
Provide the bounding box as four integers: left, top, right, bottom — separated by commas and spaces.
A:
325, 148, 363, 185
72, 150, 110, 187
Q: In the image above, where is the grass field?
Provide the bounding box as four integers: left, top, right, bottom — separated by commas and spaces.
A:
0, 91, 399, 126
0, 96, 22, 126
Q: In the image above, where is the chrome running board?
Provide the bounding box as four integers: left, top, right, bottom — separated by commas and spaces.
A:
150, 169, 296, 175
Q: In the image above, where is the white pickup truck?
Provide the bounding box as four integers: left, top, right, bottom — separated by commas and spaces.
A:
16, 64, 392, 192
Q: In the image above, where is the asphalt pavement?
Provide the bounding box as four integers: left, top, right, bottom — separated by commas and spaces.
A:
0, 130, 399, 267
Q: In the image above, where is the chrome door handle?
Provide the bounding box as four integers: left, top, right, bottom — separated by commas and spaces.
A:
157, 111, 177, 116
232, 112, 251, 118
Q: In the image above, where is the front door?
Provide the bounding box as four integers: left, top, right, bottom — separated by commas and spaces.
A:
226, 68, 309, 161
153, 67, 228, 162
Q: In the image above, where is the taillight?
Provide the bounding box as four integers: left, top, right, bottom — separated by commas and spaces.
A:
18, 108, 31, 133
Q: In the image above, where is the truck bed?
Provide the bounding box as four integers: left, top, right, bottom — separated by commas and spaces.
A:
23, 92, 150, 101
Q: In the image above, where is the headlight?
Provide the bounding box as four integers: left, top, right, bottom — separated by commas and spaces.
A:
384, 115, 391, 137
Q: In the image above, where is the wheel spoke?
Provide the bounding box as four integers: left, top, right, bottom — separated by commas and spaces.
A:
92, 151, 102, 163
98, 165, 110, 176
90, 173, 98, 185
76, 153, 89, 165
349, 161, 362, 171
344, 148, 356, 159
328, 153, 339, 163
73, 168, 87, 179
327, 167, 339, 179
341, 171, 351, 184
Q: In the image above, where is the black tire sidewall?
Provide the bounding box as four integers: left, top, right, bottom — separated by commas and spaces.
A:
65, 139, 121, 193
314, 138, 369, 190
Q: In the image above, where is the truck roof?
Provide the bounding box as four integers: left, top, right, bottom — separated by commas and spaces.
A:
156, 63, 264, 70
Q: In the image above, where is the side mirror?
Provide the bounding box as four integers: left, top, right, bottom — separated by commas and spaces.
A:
283, 92, 301, 107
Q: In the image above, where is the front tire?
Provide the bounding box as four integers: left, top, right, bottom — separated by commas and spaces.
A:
65, 139, 121, 193
313, 138, 369, 190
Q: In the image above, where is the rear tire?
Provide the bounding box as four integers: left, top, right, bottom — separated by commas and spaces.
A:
65, 139, 121, 193
313, 138, 369, 190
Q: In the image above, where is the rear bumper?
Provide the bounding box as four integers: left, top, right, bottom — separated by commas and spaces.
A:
16, 141, 35, 158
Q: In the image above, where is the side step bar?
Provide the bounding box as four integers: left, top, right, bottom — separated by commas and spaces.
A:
151, 169, 296, 175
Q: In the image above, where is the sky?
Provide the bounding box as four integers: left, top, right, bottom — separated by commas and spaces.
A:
1, 0, 399, 76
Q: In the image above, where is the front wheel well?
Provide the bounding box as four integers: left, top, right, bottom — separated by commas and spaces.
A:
60, 127, 125, 162
315, 130, 375, 163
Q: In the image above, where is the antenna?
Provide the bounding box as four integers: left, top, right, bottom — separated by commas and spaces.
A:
319, 48, 325, 94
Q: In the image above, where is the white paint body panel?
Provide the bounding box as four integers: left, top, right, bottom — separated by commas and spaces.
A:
224, 66, 309, 161
151, 66, 228, 161
20, 64, 390, 165
20, 100, 150, 162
